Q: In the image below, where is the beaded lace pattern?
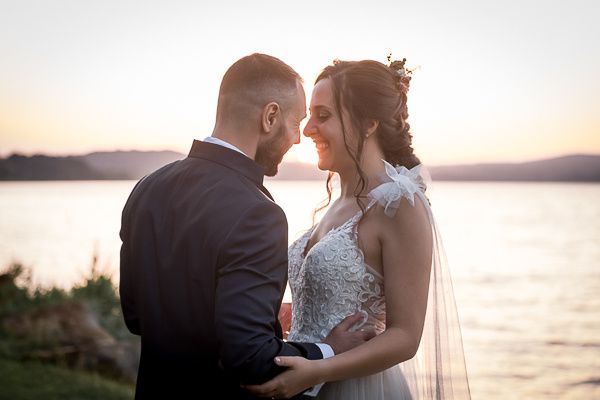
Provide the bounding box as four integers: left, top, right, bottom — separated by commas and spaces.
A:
288, 161, 425, 343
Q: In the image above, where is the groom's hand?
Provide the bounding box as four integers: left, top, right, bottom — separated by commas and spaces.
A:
322, 313, 376, 354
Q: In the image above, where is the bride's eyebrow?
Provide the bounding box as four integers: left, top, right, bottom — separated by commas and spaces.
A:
309, 105, 330, 113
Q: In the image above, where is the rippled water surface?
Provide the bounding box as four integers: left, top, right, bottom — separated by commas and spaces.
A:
1, 180, 598, 398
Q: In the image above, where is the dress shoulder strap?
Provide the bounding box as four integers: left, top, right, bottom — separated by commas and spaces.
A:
368, 160, 427, 218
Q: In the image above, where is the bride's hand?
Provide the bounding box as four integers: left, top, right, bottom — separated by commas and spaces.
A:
243, 356, 321, 399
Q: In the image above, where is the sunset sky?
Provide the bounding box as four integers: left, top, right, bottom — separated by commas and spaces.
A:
0, 0, 598, 165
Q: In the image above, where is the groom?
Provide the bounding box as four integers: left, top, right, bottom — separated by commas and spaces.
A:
119, 54, 372, 399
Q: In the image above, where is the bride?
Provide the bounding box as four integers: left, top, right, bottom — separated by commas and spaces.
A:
246, 58, 470, 399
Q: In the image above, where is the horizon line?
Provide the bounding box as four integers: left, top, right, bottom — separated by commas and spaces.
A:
1, 149, 599, 167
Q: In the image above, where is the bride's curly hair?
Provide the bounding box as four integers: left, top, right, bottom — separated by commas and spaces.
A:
314, 59, 421, 218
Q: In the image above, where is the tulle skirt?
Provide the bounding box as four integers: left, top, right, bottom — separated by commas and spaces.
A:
316, 364, 412, 400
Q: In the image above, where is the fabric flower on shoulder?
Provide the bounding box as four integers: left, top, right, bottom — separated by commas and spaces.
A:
368, 160, 426, 217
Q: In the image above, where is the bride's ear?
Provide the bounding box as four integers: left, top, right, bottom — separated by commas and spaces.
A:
365, 120, 379, 139
261, 102, 280, 134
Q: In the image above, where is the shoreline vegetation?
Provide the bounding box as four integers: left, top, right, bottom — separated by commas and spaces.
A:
0, 151, 599, 181
0, 257, 293, 399
0, 257, 137, 399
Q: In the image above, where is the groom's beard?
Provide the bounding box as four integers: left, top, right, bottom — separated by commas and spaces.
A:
255, 125, 290, 177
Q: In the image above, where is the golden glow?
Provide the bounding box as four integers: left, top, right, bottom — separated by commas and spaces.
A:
0, 1, 598, 163
286, 138, 319, 165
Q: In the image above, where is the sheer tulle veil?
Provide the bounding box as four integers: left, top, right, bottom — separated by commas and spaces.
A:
370, 161, 471, 399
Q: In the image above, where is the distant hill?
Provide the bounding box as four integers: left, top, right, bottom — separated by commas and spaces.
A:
427, 154, 600, 182
0, 151, 598, 182
82, 151, 184, 179
0, 151, 184, 180
0, 154, 105, 180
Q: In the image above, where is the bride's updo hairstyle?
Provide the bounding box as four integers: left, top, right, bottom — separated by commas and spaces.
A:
314, 57, 421, 215
318, 57, 420, 169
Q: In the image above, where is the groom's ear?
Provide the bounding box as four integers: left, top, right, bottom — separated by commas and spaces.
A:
261, 102, 280, 134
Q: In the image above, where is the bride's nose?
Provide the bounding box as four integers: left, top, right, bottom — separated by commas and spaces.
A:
303, 121, 317, 137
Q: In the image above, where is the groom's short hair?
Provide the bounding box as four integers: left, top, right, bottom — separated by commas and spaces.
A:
216, 53, 302, 120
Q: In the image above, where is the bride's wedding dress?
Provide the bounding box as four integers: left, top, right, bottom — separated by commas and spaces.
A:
287, 161, 471, 399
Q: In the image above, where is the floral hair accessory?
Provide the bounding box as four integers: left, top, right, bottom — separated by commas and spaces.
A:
387, 54, 409, 77
386, 54, 412, 93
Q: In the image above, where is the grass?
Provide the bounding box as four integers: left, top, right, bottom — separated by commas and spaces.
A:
0, 259, 131, 341
0, 259, 138, 399
0, 358, 134, 400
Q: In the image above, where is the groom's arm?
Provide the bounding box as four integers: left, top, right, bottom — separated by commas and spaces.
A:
118, 182, 143, 336
214, 201, 321, 384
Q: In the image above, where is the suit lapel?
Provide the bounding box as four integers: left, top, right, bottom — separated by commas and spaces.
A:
187, 140, 274, 201
258, 184, 274, 201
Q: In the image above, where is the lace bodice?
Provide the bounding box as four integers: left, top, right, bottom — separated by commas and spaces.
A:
287, 201, 387, 343
287, 160, 427, 343
286, 161, 472, 399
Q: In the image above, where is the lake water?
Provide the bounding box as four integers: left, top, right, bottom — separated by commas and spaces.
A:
0, 180, 599, 399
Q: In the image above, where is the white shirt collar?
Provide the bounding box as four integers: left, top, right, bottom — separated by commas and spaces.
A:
203, 136, 249, 157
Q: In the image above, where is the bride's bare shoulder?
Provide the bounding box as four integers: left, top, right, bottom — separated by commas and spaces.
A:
373, 196, 430, 240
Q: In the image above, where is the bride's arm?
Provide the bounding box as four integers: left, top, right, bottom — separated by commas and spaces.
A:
244, 198, 433, 398
318, 198, 433, 379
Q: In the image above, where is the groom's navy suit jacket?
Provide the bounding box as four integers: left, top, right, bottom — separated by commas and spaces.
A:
120, 140, 322, 399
